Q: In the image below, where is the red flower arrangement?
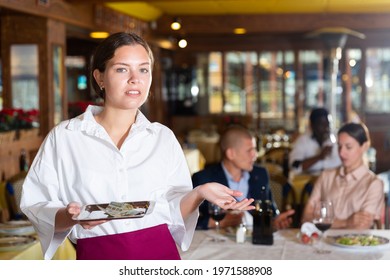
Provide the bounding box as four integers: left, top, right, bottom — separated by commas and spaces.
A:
0, 108, 39, 132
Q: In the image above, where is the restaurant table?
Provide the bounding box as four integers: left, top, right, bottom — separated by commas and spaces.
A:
181, 229, 390, 260
0, 237, 76, 260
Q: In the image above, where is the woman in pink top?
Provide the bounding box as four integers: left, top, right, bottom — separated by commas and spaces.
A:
302, 122, 384, 229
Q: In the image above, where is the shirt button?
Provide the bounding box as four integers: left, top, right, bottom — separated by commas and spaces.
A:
121, 195, 126, 200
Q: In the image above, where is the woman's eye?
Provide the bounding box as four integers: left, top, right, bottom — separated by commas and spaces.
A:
116, 67, 127, 73
140, 68, 149, 73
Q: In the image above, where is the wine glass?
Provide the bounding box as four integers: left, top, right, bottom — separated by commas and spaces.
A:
208, 203, 226, 242
312, 200, 334, 254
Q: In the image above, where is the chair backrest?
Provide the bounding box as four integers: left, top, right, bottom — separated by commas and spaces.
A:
0, 180, 10, 222
269, 174, 284, 210
377, 171, 390, 229
263, 162, 284, 177
270, 173, 297, 212
263, 147, 290, 166
386, 192, 390, 229
5, 171, 27, 220
299, 176, 318, 208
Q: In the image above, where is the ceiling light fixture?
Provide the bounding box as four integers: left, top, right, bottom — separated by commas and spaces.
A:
234, 28, 247, 35
89, 31, 110, 39
171, 17, 181, 31
178, 38, 188, 48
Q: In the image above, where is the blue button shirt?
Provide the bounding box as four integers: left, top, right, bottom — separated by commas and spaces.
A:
221, 163, 250, 201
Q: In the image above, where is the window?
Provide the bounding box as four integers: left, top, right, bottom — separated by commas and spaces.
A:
194, 50, 296, 129
344, 49, 363, 121
11, 44, 39, 110
366, 48, 390, 113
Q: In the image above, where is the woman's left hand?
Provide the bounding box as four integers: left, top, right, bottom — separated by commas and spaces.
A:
66, 202, 108, 230
197, 182, 255, 211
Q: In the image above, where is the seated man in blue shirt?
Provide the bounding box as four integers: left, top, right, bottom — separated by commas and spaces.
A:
192, 125, 295, 230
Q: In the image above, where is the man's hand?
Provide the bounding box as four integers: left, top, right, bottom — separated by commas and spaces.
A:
273, 209, 295, 230
319, 145, 332, 159
216, 211, 244, 229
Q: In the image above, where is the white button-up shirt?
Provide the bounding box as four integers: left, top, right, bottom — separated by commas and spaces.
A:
20, 106, 197, 259
289, 131, 341, 175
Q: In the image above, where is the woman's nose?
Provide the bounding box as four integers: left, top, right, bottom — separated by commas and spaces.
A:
338, 146, 345, 157
127, 71, 139, 83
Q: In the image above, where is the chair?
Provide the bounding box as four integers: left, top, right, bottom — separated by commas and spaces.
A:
262, 162, 284, 177
263, 146, 290, 166
377, 171, 390, 229
269, 173, 299, 227
297, 179, 316, 226
5, 171, 28, 220
262, 146, 291, 177
385, 192, 390, 229
0, 179, 10, 222
300, 181, 314, 206
269, 174, 285, 210
378, 184, 390, 230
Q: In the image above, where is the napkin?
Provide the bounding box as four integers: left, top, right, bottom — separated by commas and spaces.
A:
300, 222, 321, 236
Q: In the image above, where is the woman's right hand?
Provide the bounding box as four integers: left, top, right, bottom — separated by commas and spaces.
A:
197, 182, 255, 211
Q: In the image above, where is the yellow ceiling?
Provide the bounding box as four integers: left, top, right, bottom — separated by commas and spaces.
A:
106, 0, 390, 21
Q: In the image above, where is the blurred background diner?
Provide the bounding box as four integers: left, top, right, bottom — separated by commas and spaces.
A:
0, 0, 390, 259
302, 122, 384, 230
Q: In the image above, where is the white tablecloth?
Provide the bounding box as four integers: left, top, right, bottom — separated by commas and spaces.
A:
181, 229, 390, 260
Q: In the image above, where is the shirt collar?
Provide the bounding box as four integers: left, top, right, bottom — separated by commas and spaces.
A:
221, 162, 250, 184
338, 164, 369, 181
66, 105, 157, 137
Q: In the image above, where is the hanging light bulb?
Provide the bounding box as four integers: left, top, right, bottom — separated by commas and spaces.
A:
178, 38, 187, 48
171, 18, 181, 31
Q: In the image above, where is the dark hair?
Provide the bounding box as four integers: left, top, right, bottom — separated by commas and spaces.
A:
90, 32, 154, 100
309, 107, 329, 124
338, 122, 370, 146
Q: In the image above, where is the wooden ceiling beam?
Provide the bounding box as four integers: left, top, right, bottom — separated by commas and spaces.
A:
154, 13, 390, 36
65, 0, 204, 2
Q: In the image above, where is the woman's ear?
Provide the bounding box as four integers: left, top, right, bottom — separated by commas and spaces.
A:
93, 69, 102, 86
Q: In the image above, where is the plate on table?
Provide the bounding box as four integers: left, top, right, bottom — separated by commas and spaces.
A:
329, 233, 390, 250
0, 235, 37, 251
74, 201, 151, 221
0, 220, 35, 236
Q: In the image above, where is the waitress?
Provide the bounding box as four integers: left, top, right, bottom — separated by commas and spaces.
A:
20, 32, 254, 260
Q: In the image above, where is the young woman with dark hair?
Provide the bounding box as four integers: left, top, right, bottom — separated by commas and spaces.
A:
302, 122, 384, 229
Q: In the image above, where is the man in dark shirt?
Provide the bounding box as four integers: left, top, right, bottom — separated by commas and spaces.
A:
192, 125, 294, 230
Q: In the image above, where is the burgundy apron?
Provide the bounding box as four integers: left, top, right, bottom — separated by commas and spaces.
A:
76, 224, 181, 260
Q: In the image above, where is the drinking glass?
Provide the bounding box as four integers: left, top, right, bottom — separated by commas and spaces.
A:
208, 203, 226, 242
312, 200, 334, 253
